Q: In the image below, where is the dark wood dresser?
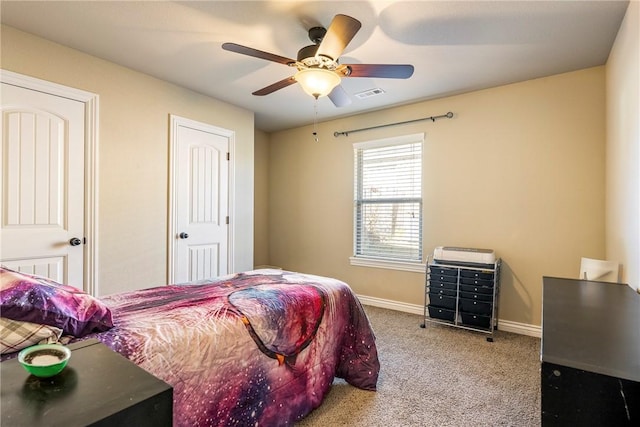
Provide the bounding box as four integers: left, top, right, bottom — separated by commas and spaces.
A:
1, 339, 172, 426
541, 277, 640, 425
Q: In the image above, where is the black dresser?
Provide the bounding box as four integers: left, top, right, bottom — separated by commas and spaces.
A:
541, 277, 640, 425
1, 339, 173, 427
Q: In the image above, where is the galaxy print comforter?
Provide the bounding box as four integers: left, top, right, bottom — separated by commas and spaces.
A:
82, 269, 379, 426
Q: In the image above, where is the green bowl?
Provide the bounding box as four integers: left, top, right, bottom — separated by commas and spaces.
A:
18, 344, 71, 378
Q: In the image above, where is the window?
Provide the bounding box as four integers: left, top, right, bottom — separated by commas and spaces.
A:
351, 134, 424, 271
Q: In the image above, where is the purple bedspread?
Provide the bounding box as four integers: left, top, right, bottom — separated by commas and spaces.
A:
82, 269, 379, 426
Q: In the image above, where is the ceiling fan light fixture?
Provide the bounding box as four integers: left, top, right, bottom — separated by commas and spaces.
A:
295, 68, 341, 99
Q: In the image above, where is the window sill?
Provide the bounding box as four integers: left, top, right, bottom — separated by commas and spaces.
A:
349, 256, 425, 273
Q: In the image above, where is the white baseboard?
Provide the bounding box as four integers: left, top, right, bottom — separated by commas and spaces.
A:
357, 294, 541, 338
357, 294, 425, 315
495, 319, 541, 338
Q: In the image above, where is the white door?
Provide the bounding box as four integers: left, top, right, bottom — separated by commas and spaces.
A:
0, 83, 85, 285
170, 116, 230, 283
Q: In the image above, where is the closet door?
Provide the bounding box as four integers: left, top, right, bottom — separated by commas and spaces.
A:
1, 82, 85, 285
169, 115, 231, 283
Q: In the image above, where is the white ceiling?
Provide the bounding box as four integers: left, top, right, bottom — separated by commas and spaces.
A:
1, 1, 629, 132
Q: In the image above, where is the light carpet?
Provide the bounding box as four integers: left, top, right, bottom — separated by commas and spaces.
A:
298, 306, 541, 426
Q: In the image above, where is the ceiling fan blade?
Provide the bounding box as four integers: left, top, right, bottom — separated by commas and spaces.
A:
252, 76, 297, 96
316, 14, 361, 60
222, 42, 295, 65
328, 85, 352, 108
339, 64, 415, 79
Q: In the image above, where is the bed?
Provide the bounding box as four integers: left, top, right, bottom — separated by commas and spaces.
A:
0, 267, 380, 426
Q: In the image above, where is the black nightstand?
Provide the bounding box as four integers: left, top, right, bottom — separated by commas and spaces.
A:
1, 339, 173, 427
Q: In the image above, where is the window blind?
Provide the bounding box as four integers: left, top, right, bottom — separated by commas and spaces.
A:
354, 139, 423, 262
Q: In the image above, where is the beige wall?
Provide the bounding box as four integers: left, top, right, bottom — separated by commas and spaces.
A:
268, 67, 606, 327
606, 0, 639, 292
1, 25, 255, 296
254, 130, 270, 267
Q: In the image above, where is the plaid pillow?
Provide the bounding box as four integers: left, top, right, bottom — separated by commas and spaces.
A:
0, 317, 63, 354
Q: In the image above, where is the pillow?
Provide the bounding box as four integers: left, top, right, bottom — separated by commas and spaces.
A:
0, 317, 63, 354
0, 267, 113, 337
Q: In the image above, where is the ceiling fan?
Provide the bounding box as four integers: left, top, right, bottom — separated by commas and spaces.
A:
222, 14, 414, 107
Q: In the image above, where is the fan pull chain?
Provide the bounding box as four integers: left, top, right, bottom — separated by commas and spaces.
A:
312, 98, 319, 142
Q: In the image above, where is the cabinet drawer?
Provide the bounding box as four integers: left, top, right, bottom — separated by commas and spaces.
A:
427, 306, 456, 322
460, 284, 493, 295
459, 291, 493, 302
429, 280, 457, 291
429, 288, 457, 298
460, 270, 494, 280
428, 294, 457, 310
460, 277, 494, 287
430, 266, 458, 277
460, 298, 493, 315
428, 273, 457, 283
461, 312, 491, 329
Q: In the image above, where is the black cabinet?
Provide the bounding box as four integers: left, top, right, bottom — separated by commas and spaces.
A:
541, 277, 640, 425
541, 361, 640, 425
1, 339, 173, 427
421, 258, 501, 341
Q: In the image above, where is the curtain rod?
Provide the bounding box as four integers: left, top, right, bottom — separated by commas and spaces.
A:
333, 111, 454, 138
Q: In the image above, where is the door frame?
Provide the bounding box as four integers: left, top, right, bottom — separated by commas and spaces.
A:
1, 69, 100, 295
167, 114, 235, 284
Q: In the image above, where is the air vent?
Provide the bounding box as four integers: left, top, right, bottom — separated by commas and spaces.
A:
354, 88, 385, 100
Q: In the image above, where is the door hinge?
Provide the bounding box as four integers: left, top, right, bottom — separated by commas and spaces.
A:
226, 216, 229, 225
227, 152, 230, 161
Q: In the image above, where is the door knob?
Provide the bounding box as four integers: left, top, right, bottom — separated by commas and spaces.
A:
179, 232, 189, 239
69, 237, 82, 246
